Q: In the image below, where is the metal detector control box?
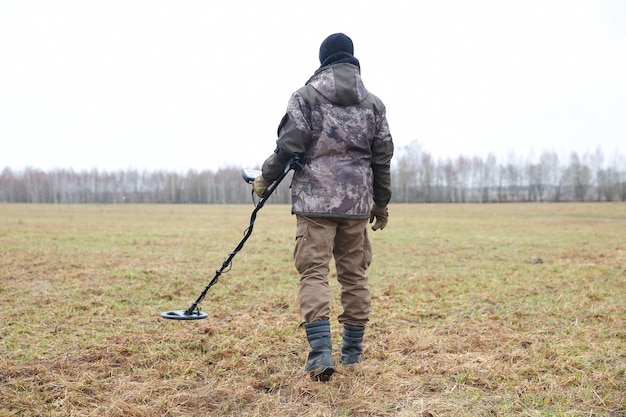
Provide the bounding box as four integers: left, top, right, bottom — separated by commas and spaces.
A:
241, 169, 261, 184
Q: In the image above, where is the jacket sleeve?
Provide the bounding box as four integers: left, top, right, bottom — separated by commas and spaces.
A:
371, 112, 394, 206
261, 91, 313, 182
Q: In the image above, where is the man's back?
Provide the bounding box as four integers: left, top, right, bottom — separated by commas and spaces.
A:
287, 63, 391, 218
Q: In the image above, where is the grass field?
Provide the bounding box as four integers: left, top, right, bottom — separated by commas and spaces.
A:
1, 203, 624, 416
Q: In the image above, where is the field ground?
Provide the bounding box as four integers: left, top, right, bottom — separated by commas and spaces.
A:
1, 203, 624, 416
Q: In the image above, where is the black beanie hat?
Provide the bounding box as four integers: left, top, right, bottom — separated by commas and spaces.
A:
319, 33, 356, 66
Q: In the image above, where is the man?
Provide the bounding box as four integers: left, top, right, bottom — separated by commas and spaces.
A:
253, 33, 393, 381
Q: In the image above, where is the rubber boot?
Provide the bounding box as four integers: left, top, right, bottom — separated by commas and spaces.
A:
303, 320, 335, 381
339, 324, 365, 365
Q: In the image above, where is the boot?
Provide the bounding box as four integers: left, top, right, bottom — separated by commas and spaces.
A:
339, 324, 364, 365
303, 320, 335, 381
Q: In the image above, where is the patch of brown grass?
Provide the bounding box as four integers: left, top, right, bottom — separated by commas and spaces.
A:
1, 203, 625, 416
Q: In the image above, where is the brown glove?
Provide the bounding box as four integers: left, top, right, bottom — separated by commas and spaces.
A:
252, 175, 270, 197
369, 204, 388, 231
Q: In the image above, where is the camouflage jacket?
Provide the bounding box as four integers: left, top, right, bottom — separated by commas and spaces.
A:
261, 63, 394, 218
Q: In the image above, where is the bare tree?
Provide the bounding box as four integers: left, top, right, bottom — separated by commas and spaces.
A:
418, 152, 435, 203
586, 147, 605, 201
525, 152, 547, 203
564, 152, 591, 202
455, 156, 472, 203
539, 151, 561, 202
441, 158, 459, 203
392, 141, 421, 203
482, 153, 497, 203
502, 153, 522, 202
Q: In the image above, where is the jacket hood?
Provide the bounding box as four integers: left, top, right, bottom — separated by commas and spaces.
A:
306, 63, 369, 106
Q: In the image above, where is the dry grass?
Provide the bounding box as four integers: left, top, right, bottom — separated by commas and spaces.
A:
1, 203, 624, 416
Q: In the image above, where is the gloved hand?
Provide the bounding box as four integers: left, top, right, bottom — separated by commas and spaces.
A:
252, 175, 271, 197
369, 204, 388, 231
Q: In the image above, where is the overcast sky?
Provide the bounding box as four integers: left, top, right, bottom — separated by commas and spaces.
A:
1, 0, 625, 172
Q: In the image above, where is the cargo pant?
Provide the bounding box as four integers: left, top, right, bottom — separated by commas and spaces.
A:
293, 215, 373, 326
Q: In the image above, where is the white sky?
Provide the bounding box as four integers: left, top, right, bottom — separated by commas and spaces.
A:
1, 0, 625, 172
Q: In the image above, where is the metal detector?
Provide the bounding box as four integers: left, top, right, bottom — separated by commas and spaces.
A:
160, 156, 302, 321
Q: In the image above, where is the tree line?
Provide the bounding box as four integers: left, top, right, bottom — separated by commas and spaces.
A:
2, 144, 625, 204
393, 143, 626, 203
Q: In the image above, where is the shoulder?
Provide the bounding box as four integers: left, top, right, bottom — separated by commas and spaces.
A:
293, 84, 319, 101
361, 90, 387, 116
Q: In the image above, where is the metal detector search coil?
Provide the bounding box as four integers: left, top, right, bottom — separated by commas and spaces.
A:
160, 155, 302, 321
161, 309, 208, 320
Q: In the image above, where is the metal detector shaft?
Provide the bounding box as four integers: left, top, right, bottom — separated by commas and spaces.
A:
182, 156, 301, 316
